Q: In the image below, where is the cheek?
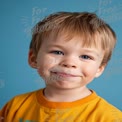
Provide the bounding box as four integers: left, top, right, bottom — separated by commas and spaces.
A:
36, 56, 58, 76
43, 56, 58, 68
83, 63, 99, 77
37, 56, 57, 67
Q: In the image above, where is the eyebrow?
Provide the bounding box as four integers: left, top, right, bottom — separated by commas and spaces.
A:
47, 44, 65, 49
81, 48, 101, 57
47, 44, 101, 57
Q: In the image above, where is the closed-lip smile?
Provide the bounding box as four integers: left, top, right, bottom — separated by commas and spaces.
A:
51, 71, 79, 77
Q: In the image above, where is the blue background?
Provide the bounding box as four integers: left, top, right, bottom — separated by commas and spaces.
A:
0, 0, 122, 110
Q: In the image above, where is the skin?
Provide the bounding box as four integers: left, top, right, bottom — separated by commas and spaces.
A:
28, 35, 106, 102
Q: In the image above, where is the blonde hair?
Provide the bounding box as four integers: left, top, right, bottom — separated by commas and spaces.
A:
30, 11, 116, 65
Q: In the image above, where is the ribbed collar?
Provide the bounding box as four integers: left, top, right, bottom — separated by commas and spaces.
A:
36, 88, 98, 109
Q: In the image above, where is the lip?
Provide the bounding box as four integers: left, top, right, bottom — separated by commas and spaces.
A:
51, 71, 79, 77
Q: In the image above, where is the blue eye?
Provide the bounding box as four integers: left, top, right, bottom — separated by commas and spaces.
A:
80, 55, 91, 60
50, 51, 64, 55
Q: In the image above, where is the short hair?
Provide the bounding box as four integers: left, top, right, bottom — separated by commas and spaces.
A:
30, 11, 116, 66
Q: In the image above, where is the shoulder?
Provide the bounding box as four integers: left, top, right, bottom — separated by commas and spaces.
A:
94, 95, 122, 121
97, 96, 121, 111
0, 89, 42, 117
8, 90, 38, 106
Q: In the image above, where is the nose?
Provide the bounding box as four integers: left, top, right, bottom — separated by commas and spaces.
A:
59, 56, 77, 68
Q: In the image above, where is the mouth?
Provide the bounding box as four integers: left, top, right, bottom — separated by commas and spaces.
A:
51, 71, 79, 77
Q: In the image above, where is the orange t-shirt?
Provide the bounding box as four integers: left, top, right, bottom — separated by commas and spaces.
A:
0, 89, 122, 122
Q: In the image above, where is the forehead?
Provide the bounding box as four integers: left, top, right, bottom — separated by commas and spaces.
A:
43, 31, 103, 50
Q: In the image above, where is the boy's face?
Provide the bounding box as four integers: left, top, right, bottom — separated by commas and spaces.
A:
29, 35, 105, 90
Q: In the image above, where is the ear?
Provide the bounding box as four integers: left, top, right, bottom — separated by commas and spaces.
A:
28, 49, 37, 69
95, 64, 106, 78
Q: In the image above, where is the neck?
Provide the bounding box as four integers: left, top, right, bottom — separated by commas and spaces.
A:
43, 86, 91, 102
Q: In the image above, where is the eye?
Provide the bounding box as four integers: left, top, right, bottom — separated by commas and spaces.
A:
80, 55, 92, 60
50, 50, 64, 55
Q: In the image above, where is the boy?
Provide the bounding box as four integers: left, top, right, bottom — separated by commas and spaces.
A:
0, 12, 122, 122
